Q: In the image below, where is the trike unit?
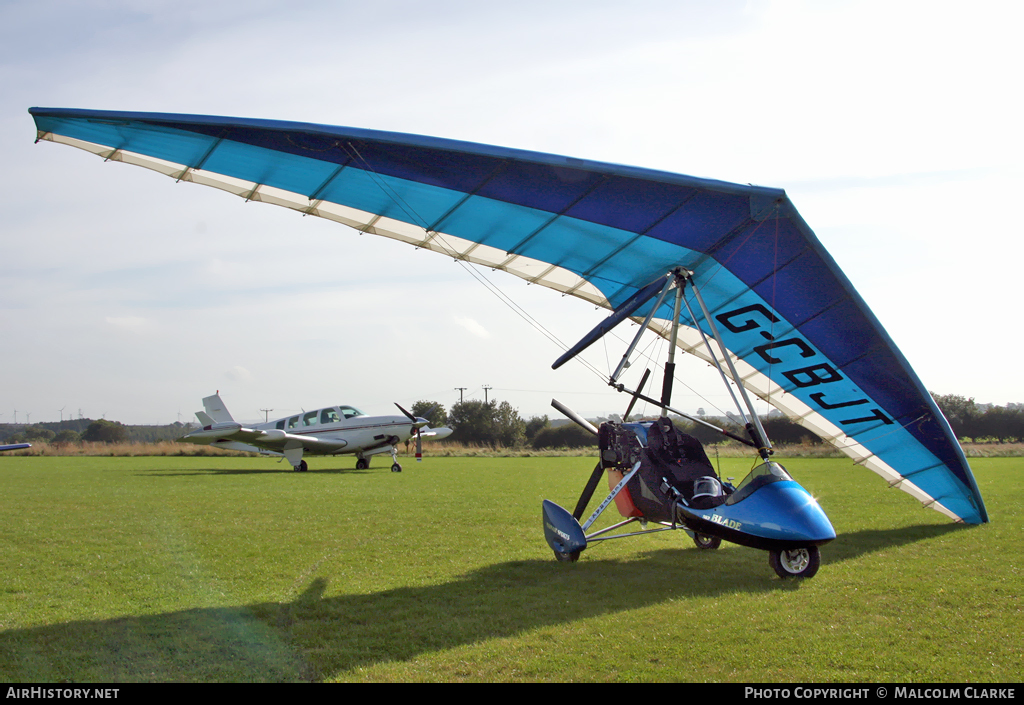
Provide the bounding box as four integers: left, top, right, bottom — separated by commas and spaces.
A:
543, 417, 836, 578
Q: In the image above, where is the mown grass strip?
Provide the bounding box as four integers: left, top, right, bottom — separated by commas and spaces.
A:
0, 455, 1018, 682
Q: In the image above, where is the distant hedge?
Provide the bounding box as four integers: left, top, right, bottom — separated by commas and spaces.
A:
532, 424, 598, 449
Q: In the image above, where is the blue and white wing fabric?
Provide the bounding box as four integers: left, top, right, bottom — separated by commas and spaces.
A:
29, 108, 987, 524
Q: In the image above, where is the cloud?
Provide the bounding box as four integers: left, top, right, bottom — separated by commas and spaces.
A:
454, 316, 490, 339
225, 366, 253, 382
105, 316, 149, 332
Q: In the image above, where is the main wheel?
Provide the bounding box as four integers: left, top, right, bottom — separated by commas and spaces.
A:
554, 550, 580, 563
692, 533, 722, 550
355, 458, 368, 470
299, 460, 308, 472
391, 463, 402, 473
769, 546, 820, 579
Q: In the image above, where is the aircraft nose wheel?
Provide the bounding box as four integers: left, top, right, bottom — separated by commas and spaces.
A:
769, 546, 820, 579
554, 550, 580, 562
692, 533, 722, 550
391, 463, 402, 472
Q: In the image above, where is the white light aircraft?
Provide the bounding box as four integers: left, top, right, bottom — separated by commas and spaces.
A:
177, 393, 452, 472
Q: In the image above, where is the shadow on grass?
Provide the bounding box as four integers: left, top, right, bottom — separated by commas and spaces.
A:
0, 523, 973, 682
1, 549, 752, 682
825, 521, 971, 562
141, 466, 377, 476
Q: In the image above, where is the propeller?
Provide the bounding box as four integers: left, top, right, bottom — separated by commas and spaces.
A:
622, 368, 652, 422
396, 403, 432, 462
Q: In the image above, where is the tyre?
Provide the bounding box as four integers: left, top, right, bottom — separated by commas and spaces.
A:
554, 550, 580, 563
769, 546, 820, 578
692, 533, 722, 550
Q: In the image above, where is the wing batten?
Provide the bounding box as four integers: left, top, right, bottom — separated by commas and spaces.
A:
29, 107, 988, 524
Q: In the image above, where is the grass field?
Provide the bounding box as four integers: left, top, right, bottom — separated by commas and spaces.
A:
0, 454, 1019, 682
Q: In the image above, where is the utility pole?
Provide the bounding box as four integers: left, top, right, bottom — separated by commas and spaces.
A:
454, 387, 467, 404
261, 409, 274, 422
482, 385, 492, 404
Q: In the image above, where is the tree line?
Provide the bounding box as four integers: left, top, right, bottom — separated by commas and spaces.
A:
0, 419, 192, 445
419, 393, 1024, 449
930, 394, 1024, 443
4, 393, 1017, 449
411, 399, 822, 449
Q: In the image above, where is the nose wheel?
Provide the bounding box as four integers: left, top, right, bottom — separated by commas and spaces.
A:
692, 533, 722, 550
769, 546, 820, 578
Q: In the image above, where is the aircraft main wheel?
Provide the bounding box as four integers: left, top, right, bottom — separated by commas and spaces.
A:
692, 533, 722, 550
355, 459, 368, 470
554, 550, 580, 563
769, 546, 820, 579
391, 463, 402, 473
299, 460, 308, 472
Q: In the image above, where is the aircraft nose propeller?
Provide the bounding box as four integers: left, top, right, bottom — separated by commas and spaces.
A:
396, 402, 435, 462
395, 403, 428, 429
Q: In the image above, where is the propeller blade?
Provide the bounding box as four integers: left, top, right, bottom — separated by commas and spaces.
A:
623, 368, 652, 422
416, 428, 422, 462
396, 402, 431, 430
551, 398, 598, 436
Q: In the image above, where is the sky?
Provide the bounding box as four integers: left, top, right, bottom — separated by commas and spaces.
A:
2, 0, 1021, 426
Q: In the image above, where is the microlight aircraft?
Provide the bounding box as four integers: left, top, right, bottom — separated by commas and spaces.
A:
542, 268, 838, 577
178, 393, 452, 472
28, 108, 988, 548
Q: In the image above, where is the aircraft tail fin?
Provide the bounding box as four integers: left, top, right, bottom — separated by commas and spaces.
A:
200, 393, 235, 424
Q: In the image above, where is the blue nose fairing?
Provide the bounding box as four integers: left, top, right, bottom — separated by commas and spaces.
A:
678, 471, 836, 551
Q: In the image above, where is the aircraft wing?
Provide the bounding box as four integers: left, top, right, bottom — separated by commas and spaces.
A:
419, 426, 453, 441
29, 108, 987, 524
178, 423, 348, 453
0, 443, 31, 452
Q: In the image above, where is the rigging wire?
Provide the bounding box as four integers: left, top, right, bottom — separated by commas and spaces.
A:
340, 142, 611, 382
339, 141, 762, 421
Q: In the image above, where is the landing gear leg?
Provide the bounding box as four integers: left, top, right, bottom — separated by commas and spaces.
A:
390, 446, 402, 473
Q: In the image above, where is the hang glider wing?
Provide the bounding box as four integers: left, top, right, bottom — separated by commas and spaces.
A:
29, 107, 987, 524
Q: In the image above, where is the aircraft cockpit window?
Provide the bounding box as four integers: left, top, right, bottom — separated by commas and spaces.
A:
276, 420, 285, 430
303, 411, 318, 426
727, 461, 793, 505
338, 405, 365, 419
321, 408, 342, 424
287, 416, 299, 429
